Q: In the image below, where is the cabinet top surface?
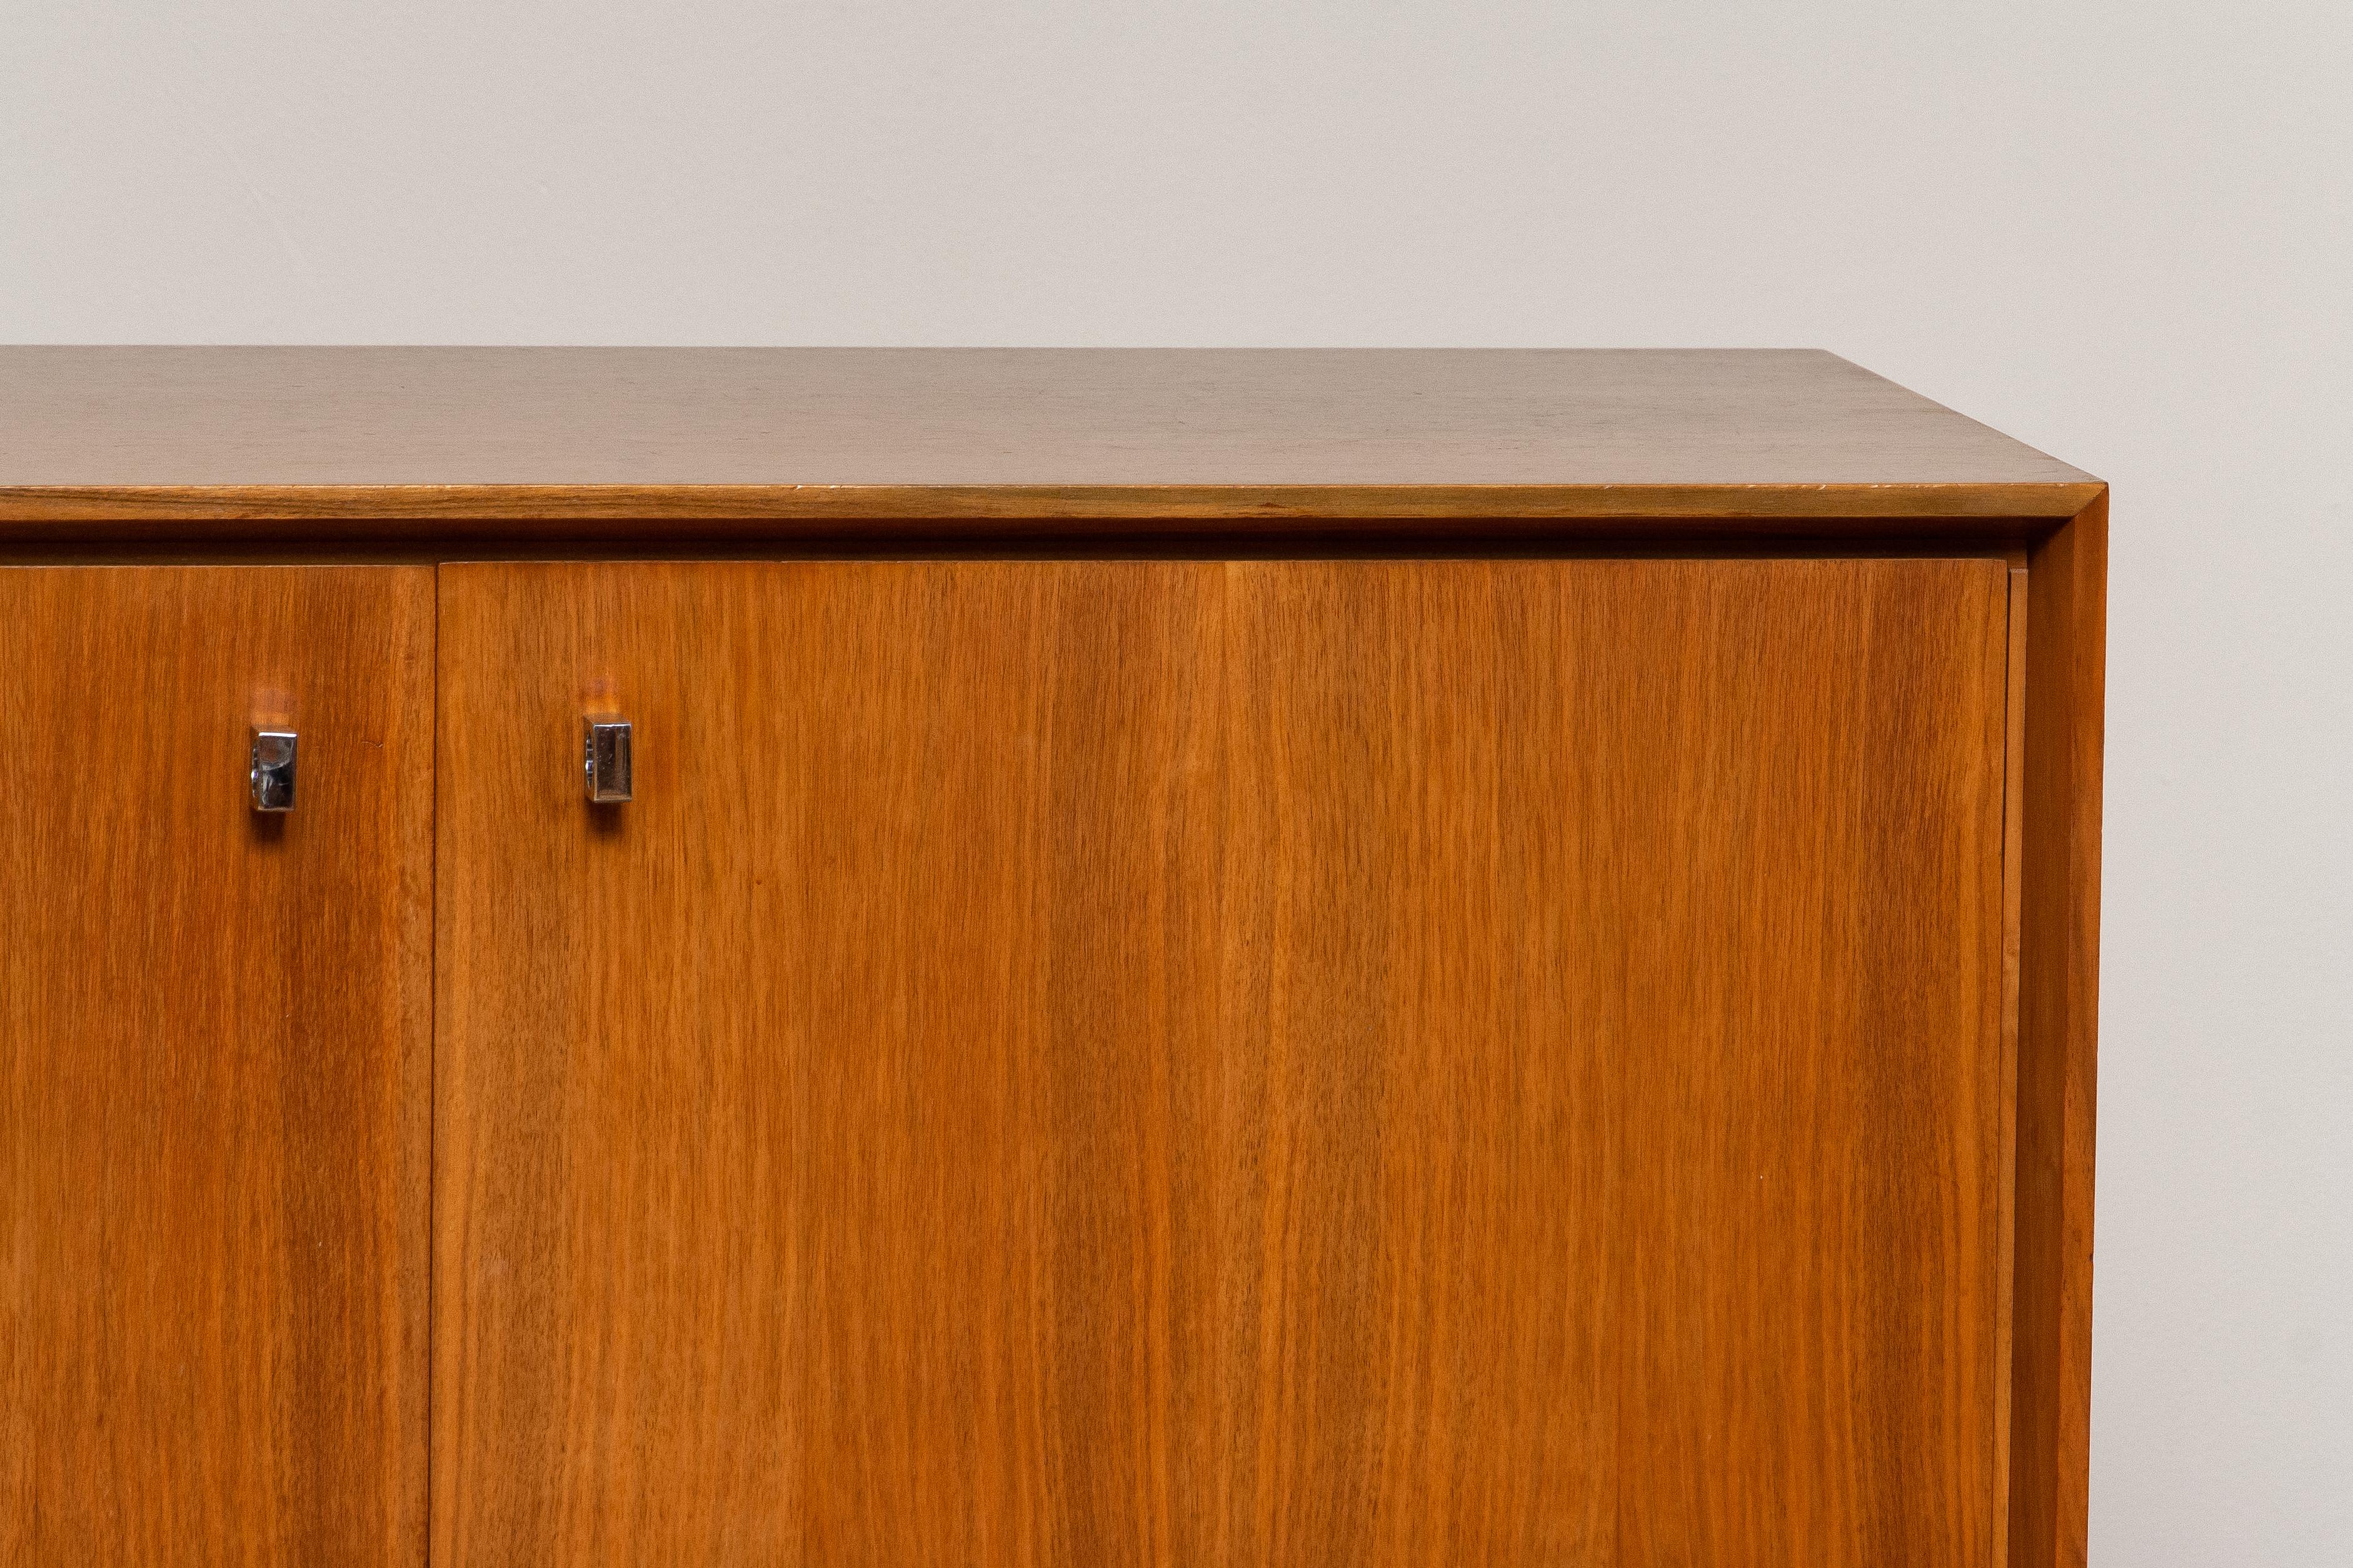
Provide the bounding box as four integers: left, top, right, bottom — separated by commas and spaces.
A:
0, 347, 2100, 531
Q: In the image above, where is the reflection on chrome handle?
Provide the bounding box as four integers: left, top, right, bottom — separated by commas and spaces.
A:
251, 729, 297, 812
584, 717, 633, 804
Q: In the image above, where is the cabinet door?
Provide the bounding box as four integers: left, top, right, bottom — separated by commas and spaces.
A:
434, 559, 2010, 1567
0, 567, 433, 1566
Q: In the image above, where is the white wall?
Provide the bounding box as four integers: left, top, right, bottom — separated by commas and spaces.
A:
6, 2, 2347, 1559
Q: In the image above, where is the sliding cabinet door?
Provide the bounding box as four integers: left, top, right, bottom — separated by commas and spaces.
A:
434, 559, 2008, 1567
1, 567, 433, 1566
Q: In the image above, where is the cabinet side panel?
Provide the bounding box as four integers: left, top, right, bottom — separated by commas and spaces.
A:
2009, 498, 2107, 1568
0, 566, 433, 1566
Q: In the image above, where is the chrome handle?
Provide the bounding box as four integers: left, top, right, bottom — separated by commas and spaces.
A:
584, 717, 633, 802
251, 729, 298, 812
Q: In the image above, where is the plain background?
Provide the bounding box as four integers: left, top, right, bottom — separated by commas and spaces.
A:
5, 2, 2347, 1559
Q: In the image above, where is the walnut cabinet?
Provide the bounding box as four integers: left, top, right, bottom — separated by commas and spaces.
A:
0, 349, 2106, 1567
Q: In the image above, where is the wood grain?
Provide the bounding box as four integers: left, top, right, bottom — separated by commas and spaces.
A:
1227, 561, 2010, 1565
1217, 562, 1620, 1562
1587, 561, 2012, 1566
433, 562, 1226, 1564
0, 566, 433, 1566
436, 557, 2012, 1565
2009, 496, 2107, 1568
0, 349, 2100, 536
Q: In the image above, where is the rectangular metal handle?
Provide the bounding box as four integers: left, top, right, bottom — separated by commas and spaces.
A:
251, 729, 297, 812
584, 717, 633, 802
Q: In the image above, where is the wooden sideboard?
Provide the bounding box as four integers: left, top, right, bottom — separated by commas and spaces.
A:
0, 348, 2105, 1567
